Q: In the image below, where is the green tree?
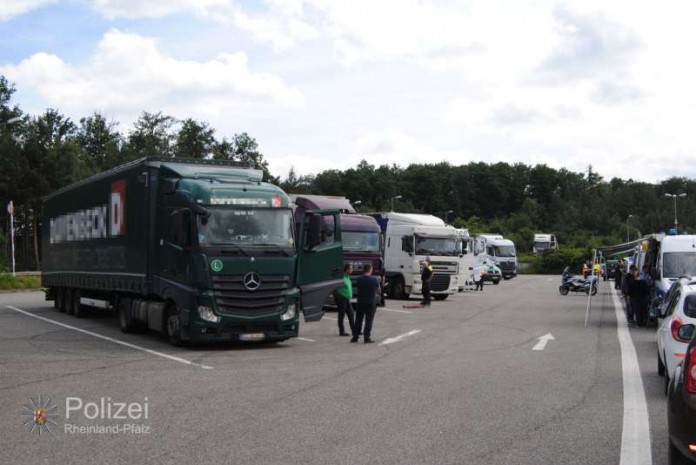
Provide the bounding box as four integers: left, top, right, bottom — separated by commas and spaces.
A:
175, 118, 216, 159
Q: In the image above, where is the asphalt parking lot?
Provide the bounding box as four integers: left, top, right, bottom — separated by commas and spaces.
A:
0, 276, 672, 464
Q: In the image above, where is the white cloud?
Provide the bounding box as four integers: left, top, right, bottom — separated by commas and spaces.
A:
0, 0, 56, 21
0, 29, 304, 125
89, 0, 231, 20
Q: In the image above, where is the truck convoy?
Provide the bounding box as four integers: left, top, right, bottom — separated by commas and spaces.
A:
42, 158, 344, 345
533, 233, 558, 255
291, 195, 383, 295
478, 234, 517, 280
370, 212, 459, 300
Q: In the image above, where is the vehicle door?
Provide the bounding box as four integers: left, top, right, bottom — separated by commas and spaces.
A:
296, 209, 343, 322
658, 289, 681, 355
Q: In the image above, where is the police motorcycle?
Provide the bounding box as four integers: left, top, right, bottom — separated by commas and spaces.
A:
559, 266, 598, 296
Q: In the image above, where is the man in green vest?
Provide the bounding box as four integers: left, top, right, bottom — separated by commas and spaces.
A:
335, 264, 355, 336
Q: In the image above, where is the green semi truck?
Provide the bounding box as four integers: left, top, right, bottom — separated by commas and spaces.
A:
41, 157, 343, 345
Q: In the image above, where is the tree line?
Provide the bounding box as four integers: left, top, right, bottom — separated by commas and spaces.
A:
1, 74, 693, 271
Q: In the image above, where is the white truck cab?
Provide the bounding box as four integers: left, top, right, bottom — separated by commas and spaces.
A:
478, 234, 517, 280
370, 212, 459, 301
533, 233, 558, 255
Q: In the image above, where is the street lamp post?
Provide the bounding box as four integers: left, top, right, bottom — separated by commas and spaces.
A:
3, 116, 22, 276
390, 195, 402, 212
626, 214, 633, 243
665, 192, 687, 233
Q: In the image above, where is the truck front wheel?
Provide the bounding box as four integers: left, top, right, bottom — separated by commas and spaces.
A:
57, 288, 67, 313
166, 305, 183, 346
393, 277, 408, 299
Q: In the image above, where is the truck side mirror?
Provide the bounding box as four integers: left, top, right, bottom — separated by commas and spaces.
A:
171, 209, 192, 249
401, 236, 413, 255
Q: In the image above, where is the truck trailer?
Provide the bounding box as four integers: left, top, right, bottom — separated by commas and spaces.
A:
370, 212, 459, 300
42, 158, 344, 345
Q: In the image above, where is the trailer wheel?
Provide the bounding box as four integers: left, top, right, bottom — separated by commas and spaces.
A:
166, 305, 183, 346
65, 289, 75, 315
118, 298, 135, 333
72, 289, 85, 318
53, 289, 60, 310
57, 288, 67, 313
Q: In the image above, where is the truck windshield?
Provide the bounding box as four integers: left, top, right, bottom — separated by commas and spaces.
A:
662, 252, 696, 278
343, 231, 380, 252
493, 245, 516, 257
198, 208, 294, 248
534, 241, 549, 250
415, 235, 458, 256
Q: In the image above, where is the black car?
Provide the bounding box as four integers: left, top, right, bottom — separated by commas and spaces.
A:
668, 323, 696, 464
604, 259, 618, 281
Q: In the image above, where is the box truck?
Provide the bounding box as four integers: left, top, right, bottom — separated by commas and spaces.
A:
42, 157, 344, 345
370, 212, 459, 300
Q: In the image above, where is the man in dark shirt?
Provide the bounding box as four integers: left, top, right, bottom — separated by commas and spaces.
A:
421, 257, 434, 307
352, 264, 380, 343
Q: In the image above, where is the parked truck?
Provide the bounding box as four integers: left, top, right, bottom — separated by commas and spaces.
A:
478, 234, 517, 279
454, 228, 475, 291
370, 212, 459, 300
533, 233, 558, 255
291, 195, 383, 299
42, 157, 344, 345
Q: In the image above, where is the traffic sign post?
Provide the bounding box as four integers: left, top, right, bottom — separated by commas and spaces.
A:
8, 201, 15, 276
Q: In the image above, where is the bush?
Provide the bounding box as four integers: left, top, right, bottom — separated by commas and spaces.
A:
0, 273, 42, 290
528, 248, 590, 274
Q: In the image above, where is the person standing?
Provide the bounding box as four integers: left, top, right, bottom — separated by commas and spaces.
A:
625, 265, 638, 325
352, 264, 380, 343
335, 264, 355, 336
475, 267, 485, 291
421, 257, 434, 306
614, 259, 623, 290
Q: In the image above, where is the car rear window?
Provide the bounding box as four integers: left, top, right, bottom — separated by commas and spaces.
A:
683, 294, 696, 318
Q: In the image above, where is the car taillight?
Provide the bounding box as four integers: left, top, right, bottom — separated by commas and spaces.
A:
687, 347, 696, 393
672, 318, 691, 343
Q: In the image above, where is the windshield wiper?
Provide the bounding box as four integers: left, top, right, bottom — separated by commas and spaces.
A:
217, 243, 251, 257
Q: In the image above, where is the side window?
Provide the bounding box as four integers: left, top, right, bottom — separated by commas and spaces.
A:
401, 235, 413, 253
302, 212, 338, 250
684, 294, 696, 318
487, 246, 493, 256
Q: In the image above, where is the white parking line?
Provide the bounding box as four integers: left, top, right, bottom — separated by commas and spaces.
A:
381, 307, 413, 314
296, 337, 315, 342
610, 292, 652, 465
5, 306, 214, 370
379, 329, 421, 345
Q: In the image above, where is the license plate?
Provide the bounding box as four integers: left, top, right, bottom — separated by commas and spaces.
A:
239, 333, 265, 342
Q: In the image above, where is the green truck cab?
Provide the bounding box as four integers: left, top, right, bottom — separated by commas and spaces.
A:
42, 157, 343, 345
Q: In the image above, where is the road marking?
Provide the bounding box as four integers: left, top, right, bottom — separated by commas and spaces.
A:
296, 337, 315, 342
611, 291, 652, 465
379, 329, 421, 345
381, 307, 413, 314
532, 333, 555, 351
323, 316, 337, 320
5, 306, 214, 370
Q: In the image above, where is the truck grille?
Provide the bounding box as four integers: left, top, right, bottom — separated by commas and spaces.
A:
431, 274, 451, 292
431, 261, 458, 275
499, 262, 515, 272
211, 274, 290, 316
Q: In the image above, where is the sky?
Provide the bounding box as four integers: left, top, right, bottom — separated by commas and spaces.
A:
1, 0, 695, 183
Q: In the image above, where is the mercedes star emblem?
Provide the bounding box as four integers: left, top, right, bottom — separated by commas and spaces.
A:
243, 272, 261, 291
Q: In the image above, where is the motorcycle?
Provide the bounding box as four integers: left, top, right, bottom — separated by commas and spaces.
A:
559, 267, 598, 296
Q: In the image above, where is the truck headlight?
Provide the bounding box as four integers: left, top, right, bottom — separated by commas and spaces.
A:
198, 305, 220, 323
281, 304, 297, 321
